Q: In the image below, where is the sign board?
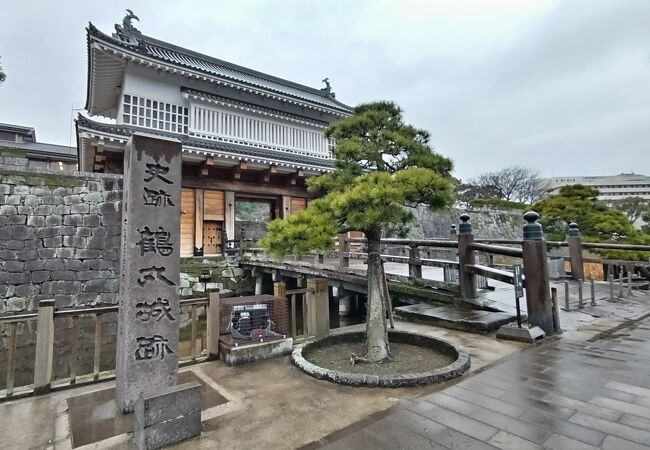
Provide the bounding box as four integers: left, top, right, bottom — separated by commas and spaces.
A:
513, 264, 524, 298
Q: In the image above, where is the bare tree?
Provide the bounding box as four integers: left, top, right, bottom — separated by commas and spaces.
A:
472, 165, 546, 204
609, 197, 650, 225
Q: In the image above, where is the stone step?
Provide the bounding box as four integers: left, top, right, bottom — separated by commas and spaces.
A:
393, 304, 519, 334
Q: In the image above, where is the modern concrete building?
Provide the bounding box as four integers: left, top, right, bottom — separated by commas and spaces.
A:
0, 123, 77, 172
542, 173, 650, 201
76, 14, 352, 257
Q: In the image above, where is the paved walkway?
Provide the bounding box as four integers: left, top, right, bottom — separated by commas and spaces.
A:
311, 314, 650, 450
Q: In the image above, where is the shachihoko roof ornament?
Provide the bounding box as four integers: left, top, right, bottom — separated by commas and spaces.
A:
114, 9, 141, 44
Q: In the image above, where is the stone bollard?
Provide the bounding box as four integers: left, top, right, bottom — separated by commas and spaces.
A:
457, 214, 477, 299
563, 280, 570, 311
578, 279, 584, 309
521, 211, 554, 335
590, 278, 596, 306
609, 273, 615, 301
567, 222, 584, 281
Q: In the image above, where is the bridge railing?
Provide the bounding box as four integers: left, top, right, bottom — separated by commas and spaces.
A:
0, 296, 216, 401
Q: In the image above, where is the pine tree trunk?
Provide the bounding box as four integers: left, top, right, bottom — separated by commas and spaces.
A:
365, 228, 391, 363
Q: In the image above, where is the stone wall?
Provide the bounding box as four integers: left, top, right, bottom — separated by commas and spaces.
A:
0, 161, 123, 313
407, 205, 524, 240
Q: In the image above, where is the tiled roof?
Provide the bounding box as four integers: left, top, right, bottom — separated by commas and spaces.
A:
88, 24, 352, 114
76, 115, 335, 170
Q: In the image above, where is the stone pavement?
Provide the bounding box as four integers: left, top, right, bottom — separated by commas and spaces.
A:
310, 313, 650, 450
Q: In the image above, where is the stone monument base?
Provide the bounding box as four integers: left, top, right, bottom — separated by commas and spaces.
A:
496, 325, 546, 343
219, 335, 293, 366
134, 382, 201, 450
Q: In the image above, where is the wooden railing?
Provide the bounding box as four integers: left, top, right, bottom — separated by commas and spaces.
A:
0, 296, 216, 401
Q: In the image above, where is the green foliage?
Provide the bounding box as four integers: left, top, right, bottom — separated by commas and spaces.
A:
0, 56, 5, 85
0, 147, 26, 157
533, 184, 650, 260
261, 101, 455, 256
532, 185, 633, 240
470, 198, 529, 210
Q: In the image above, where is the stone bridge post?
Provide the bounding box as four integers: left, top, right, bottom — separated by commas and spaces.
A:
567, 222, 584, 280
338, 234, 350, 269
457, 214, 477, 299
408, 245, 423, 279
522, 211, 555, 334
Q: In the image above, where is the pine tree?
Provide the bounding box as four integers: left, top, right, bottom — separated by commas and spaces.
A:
261, 101, 454, 363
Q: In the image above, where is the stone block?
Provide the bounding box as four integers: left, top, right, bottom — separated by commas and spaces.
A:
23, 239, 43, 249
70, 203, 89, 214
4, 261, 24, 272
82, 214, 101, 227
34, 205, 53, 215
12, 185, 30, 195
7, 215, 26, 225
54, 294, 73, 308
35, 226, 60, 238
7, 297, 27, 312
25, 259, 44, 271
60, 226, 75, 235
15, 284, 40, 297
53, 187, 72, 197
41, 195, 63, 205
37, 248, 56, 258
56, 247, 75, 258
27, 216, 46, 227
53, 205, 69, 215
45, 216, 62, 226
0, 226, 12, 239
65, 259, 84, 271
192, 283, 206, 293
17, 206, 32, 215
87, 181, 102, 192
83, 191, 103, 203
75, 248, 100, 259
23, 195, 40, 208
31, 187, 47, 195
51, 271, 76, 281
0, 205, 17, 215
0, 249, 17, 260
63, 214, 83, 226
45, 259, 66, 270
64, 194, 82, 205
134, 382, 201, 450
5, 195, 21, 205
5, 240, 24, 250
17, 249, 38, 261
8, 272, 29, 284
32, 271, 51, 284
43, 236, 63, 248
76, 227, 92, 237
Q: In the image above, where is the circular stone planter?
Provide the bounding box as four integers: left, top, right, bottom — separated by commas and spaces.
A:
291, 330, 471, 387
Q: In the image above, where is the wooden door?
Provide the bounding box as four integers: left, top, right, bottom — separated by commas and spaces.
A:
203, 221, 222, 254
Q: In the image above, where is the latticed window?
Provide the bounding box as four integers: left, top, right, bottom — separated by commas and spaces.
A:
122, 95, 189, 134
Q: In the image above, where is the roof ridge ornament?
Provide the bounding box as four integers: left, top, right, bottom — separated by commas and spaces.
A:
321, 77, 336, 98
114, 9, 142, 44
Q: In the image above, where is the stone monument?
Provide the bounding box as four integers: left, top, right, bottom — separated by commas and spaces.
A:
115, 133, 200, 448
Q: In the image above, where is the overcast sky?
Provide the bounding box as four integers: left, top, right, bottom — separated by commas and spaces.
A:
0, 0, 648, 180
